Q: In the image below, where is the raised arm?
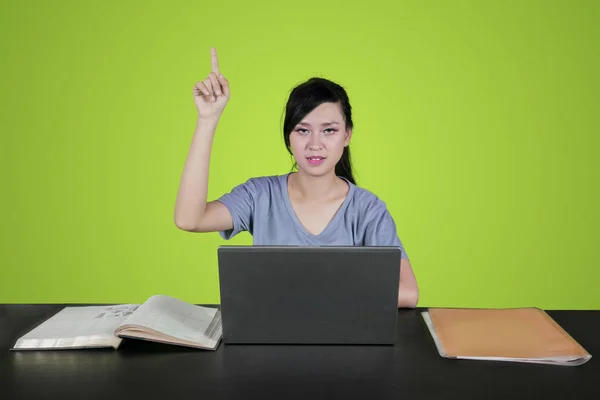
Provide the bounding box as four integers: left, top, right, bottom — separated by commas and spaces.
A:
174, 48, 234, 232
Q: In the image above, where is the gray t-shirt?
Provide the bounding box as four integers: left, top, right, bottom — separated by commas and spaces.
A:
217, 173, 409, 259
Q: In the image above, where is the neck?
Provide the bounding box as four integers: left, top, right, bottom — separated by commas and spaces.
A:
289, 171, 342, 202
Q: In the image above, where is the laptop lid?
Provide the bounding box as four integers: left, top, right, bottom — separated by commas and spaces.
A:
217, 246, 401, 345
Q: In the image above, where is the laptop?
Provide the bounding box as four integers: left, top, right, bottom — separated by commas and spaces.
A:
217, 245, 401, 345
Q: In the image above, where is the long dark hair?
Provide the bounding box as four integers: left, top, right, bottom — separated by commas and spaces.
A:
282, 77, 356, 185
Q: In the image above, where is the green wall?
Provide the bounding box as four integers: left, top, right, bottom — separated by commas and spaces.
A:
1, 0, 598, 309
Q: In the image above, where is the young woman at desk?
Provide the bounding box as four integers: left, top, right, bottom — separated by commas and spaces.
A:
174, 48, 419, 308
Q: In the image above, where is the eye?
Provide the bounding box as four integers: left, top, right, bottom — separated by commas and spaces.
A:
324, 128, 337, 135
295, 128, 310, 135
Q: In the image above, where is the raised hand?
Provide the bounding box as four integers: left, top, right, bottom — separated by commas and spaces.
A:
193, 48, 230, 119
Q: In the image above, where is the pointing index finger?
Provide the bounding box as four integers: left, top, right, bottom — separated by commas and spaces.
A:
211, 47, 220, 74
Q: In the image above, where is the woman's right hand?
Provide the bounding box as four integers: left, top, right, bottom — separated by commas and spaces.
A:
193, 48, 230, 120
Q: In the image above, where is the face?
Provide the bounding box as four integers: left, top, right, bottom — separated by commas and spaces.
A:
289, 102, 352, 177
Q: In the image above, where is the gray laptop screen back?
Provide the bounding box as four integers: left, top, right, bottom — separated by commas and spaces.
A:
217, 246, 401, 345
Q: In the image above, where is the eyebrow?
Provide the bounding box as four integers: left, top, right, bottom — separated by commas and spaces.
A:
297, 121, 340, 127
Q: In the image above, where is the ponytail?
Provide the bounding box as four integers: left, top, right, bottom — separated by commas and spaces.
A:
335, 146, 356, 185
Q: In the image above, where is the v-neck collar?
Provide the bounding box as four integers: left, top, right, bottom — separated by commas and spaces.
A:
281, 172, 354, 238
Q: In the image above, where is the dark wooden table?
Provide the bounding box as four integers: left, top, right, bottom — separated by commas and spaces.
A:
1, 305, 598, 400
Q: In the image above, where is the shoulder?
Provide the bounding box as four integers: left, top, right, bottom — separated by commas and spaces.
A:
228, 173, 287, 196
347, 184, 401, 240
247, 174, 287, 187
243, 173, 286, 190
347, 182, 390, 215
345, 182, 399, 230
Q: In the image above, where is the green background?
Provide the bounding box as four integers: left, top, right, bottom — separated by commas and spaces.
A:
1, 0, 598, 309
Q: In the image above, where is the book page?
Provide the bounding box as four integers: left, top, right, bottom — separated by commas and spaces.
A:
12, 304, 139, 350
421, 311, 445, 356
115, 295, 221, 348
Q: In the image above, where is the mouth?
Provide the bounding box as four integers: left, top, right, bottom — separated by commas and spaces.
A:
306, 156, 326, 165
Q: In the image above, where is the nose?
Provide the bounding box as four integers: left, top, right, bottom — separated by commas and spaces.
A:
308, 132, 323, 150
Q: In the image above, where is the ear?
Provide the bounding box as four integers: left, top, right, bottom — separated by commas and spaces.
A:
344, 129, 352, 147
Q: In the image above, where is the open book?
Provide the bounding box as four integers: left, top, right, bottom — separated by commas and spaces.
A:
11, 295, 222, 351
422, 307, 591, 366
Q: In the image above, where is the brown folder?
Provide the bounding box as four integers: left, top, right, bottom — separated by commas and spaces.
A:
422, 307, 591, 366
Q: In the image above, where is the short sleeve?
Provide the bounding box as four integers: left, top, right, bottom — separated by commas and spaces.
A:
216, 179, 257, 240
363, 202, 409, 259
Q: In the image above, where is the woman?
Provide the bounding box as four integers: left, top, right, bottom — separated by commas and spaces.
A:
174, 48, 419, 308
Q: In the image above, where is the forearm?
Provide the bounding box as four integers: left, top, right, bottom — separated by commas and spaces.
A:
397, 258, 419, 308
174, 117, 219, 229
398, 285, 419, 308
